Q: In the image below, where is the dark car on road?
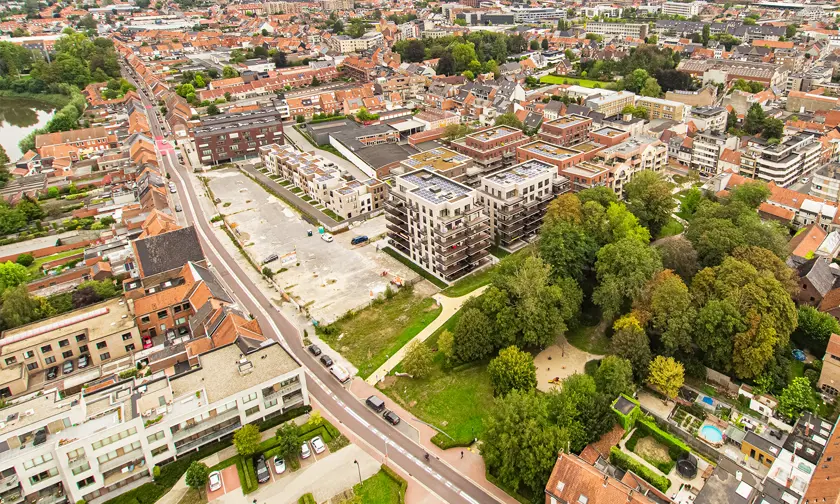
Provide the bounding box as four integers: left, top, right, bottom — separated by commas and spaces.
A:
320, 355, 333, 367
256, 456, 270, 484
308, 344, 321, 356
383, 410, 401, 426
366, 395, 385, 413
351, 236, 369, 246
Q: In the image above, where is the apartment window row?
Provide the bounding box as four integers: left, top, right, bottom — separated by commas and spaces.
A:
147, 431, 165, 443
24, 453, 53, 470
29, 467, 58, 485
242, 392, 258, 404
77, 475, 95, 489
71, 462, 91, 476
91, 427, 137, 450
97, 441, 141, 465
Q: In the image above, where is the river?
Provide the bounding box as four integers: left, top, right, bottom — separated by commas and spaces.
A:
0, 97, 57, 163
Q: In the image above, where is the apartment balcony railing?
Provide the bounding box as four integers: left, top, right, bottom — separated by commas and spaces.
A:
172, 408, 240, 443
263, 383, 302, 403
99, 450, 145, 473
176, 423, 240, 455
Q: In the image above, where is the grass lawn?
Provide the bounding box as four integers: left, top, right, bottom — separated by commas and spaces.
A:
566, 324, 611, 355
381, 310, 495, 446
354, 470, 402, 504
441, 266, 495, 298
28, 247, 86, 278
317, 288, 442, 379
382, 247, 447, 289
789, 359, 805, 379
539, 75, 615, 88
488, 245, 510, 259
656, 218, 685, 240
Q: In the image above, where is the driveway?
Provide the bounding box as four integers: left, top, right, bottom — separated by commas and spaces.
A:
207, 465, 240, 501
534, 337, 600, 392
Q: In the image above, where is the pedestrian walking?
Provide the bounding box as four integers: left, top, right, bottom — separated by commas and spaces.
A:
460, 451, 464, 459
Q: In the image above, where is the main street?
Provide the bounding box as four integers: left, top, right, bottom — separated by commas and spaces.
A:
121, 65, 501, 504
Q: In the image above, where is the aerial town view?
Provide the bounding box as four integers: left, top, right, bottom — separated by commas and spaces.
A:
4, 0, 840, 503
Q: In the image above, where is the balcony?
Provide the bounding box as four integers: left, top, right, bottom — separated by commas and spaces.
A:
99, 450, 145, 473
0, 473, 18, 489
173, 408, 241, 443
176, 423, 240, 454
263, 383, 301, 402
103, 462, 148, 487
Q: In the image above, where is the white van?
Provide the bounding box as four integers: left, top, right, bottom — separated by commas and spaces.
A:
330, 365, 350, 383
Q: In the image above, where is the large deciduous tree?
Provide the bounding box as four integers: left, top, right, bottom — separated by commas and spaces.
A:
611, 315, 652, 382
624, 171, 675, 237
593, 237, 661, 320
634, 270, 695, 355
547, 374, 614, 453
594, 355, 635, 399
647, 356, 684, 401
778, 377, 817, 420
488, 346, 537, 396
793, 306, 840, 355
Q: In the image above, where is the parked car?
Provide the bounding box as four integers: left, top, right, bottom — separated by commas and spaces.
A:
262, 254, 279, 265
170, 187, 177, 194
46, 366, 58, 380
330, 365, 350, 384
273, 456, 286, 475
792, 349, 806, 362
301, 441, 312, 459
320, 355, 333, 367
62, 360, 74, 375
308, 344, 322, 356
311, 436, 326, 454
256, 456, 270, 484
383, 410, 401, 426
175, 204, 182, 212
366, 395, 385, 413
321, 233, 334, 243
208, 471, 222, 491
78, 354, 89, 369
351, 235, 369, 246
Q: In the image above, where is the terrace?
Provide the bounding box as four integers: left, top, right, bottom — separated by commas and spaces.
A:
520, 141, 581, 161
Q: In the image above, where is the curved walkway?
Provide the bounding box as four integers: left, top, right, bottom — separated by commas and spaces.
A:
364, 286, 489, 385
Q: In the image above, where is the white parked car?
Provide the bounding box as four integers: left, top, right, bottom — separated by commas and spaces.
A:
301, 441, 312, 459
208, 471, 222, 492
273, 456, 286, 474
311, 436, 326, 454
321, 233, 334, 243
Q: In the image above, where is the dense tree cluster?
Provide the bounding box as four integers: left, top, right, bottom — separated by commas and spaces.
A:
578, 45, 680, 81
393, 32, 526, 76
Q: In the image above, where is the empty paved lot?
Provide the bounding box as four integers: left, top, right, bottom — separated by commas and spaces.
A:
205, 169, 419, 323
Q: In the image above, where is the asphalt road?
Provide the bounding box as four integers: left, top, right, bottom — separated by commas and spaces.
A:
121, 65, 499, 504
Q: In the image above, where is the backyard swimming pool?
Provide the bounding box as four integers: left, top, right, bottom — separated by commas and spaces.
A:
700, 424, 724, 444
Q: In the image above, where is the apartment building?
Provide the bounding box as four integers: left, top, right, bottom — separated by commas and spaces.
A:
677, 58, 786, 88
562, 161, 611, 192
0, 339, 308, 504
516, 141, 590, 173
328, 32, 383, 54
689, 106, 728, 135
662, 1, 704, 17
398, 148, 472, 183
413, 110, 459, 131
664, 86, 717, 107
598, 136, 667, 196
477, 160, 559, 250
787, 90, 840, 113
585, 91, 636, 118
691, 132, 739, 176
374, 74, 426, 100
320, 0, 353, 10
451, 126, 530, 178
538, 115, 593, 147
810, 162, 840, 202
586, 22, 648, 40
259, 144, 387, 218
634, 96, 686, 122
509, 7, 562, 23
342, 57, 377, 83
818, 333, 840, 397
740, 134, 821, 187
192, 102, 285, 165
385, 170, 491, 283
0, 298, 142, 398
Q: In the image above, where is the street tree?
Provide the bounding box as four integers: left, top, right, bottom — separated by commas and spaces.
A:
185, 462, 210, 493
488, 346, 537, 396
233, 424, 260, 457
274, 422, 301, 460
403, 340, 434, 378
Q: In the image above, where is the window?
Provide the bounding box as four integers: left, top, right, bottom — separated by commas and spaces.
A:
76, 334, 86, 342
151, 445, 169, 457
157, 310, 168, 319
245, 406, 260, 416
27, 363, 38, 371
174, 305, 182, 314
242, 392, 258, 404
96, 342, 107, 350
141, 316, 150, 324
100, 352, 110, 361
79, 345, 88, 353
91, 428, 137, 450
62, 351, 73, 359
182, 303, 190, 311
23, 351, 34, 359
264, 398, 278, 409
125, 344, 136, 352
59, 339, 69, 348
122, 333, 132, 341
29, 468, 57, 485
147, 431, 165, 443
4, 357, 16, 365
24, 453, 53, 469
71, 462, 90, 476
77, 476, 95, 489
45, 356, 56, 365
176, 317, 186, 326
40, 345, 52, 354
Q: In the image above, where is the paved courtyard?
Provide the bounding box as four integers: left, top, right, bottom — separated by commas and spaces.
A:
204, 168, 419, 323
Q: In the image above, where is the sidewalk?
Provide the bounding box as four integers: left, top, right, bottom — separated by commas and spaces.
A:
349, 379, 519, 504
364, 286, 488, 385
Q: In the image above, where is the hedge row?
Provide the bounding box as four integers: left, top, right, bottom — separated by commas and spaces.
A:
431, 434, 473, 450
625, 428, 675, 474
609, 447, 671, 493
380, 464, 408, 504
637, 419, 690, 461
242, 456, 258, 494
298, 494, 316, 504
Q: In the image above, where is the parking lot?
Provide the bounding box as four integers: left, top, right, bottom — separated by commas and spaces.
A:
206, 465, 240, 501
204, 169, 419, 323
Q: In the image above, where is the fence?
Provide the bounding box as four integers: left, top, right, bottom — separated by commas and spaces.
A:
705, 367, 740, 396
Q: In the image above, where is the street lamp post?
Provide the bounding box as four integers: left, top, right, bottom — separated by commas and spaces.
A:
353, 460, 362, 485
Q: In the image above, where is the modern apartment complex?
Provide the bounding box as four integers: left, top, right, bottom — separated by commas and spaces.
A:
385, 169, 491, 283
192, 102, 285, 165
662, 1, 704, 17
689, 106, 728, 135
259, 143, 388, 219
477, 160, 562, 250
740, 134, 821, 187
538, 115, 593, 147
328, 32, 384, 54
451, 126, 530, 178
0, 341, 307, 504
397, 148, 472, 183
634, 96, 686, 122
585, 91, 636, 118
810, 162, 840, 202
691, 132, 739, 176
585, 22, 648, 40
598, 136, 668, 195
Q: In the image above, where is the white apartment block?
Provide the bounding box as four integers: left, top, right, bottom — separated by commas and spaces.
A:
510, 7, 562, 23
740, 134, 822, 187
586, 22, 648, 40
0, 343, 307, 504
811, 162, 840, 202
585, 91, 636, 118
328, 32, 383, 54
599, 135, 668, 196
259, 144, 387, 219
580, 5, 624, 18
689, 106, 728, 135
662, 1, 704, 17
477, 160, 561, 250
691, 132, 739, 176
385, 170, 491, 283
